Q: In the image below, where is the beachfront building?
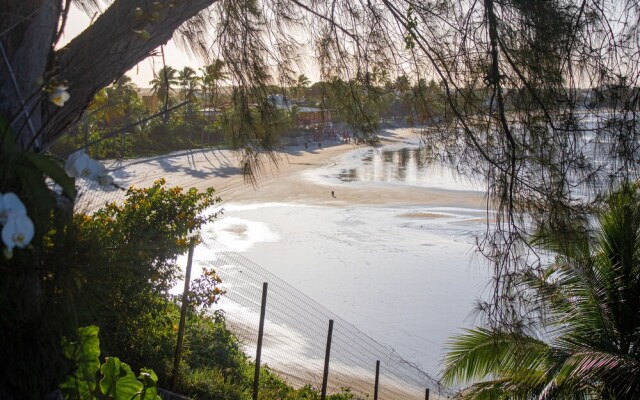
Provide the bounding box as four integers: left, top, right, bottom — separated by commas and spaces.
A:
200, 107, 223, 119
296, 106, 332, 127
267, 94, 332, 128
137, 88, 159, 113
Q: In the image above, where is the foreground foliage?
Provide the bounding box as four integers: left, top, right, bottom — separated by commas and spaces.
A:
443, 185, 640, 399
0, 168, 357, 398
61, 326, 161, 400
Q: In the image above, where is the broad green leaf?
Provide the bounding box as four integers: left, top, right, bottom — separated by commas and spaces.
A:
60, 325, 101, 399
138, 368, 161, 400
23, 152, 77, 200
16, 158, 55, 232
99, 357, 143, 399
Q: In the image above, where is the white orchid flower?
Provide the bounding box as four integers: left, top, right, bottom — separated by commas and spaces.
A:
2, 214, 35, 251
65, 151, 106, 179
65, 151, 91, 178
50, 84, 70, 107
0, 192, 27, 225
65, 151, 115, 187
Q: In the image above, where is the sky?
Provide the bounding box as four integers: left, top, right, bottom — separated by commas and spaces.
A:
63, 5, 207, 88
62, 5, 318, 89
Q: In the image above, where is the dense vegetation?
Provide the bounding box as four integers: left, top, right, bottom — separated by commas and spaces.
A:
49, 67, 447, 161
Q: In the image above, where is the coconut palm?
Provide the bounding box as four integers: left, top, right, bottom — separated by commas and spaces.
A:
295, 74, 311, 99
177, 66, 199, 101
443, 184, 640, 399
201, 59, 227, 109
149, 66, 178, 105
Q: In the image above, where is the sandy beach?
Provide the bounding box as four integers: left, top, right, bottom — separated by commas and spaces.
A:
99, 127, 485, 212
81, 127, 490, 398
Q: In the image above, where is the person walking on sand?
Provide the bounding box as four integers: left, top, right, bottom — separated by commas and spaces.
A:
331, 190, 336, 198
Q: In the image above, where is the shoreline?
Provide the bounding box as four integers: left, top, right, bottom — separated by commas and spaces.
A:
95, 127, 488, 398
95, 127, 485, 212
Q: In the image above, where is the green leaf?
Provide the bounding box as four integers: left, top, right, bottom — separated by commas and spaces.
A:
138, 369, 161, 400
0, 118, 16, 158
99, 357, 143, 399
23, 152, 77, 200
60, 325, 101, 399
17, 158, 55, 237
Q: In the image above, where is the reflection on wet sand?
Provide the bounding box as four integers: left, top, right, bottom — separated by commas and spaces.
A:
335, 147, 479, 191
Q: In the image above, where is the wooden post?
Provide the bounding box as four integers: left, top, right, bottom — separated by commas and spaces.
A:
425, 388, 430, 400
171, 240, 196, 390
252, 282, 269, 400
373, 360, 380, 400
321, 319, 334, 400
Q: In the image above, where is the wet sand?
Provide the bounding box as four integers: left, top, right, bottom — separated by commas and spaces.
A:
83, 127, 488, 399
101, 127, 484, 212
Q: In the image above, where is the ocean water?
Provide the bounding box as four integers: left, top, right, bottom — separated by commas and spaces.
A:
204, 203, 489, 375
191, 138, 491, 379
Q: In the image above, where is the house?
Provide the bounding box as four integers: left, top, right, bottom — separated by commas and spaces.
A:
295, 106, 332, 127
200, 107, 223, 119
137, 88, 159, 113
267, 94, 332, 127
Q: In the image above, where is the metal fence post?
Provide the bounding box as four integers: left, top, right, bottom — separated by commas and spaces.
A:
252, 282, 269, 400
425, 388, 430, 400
171, 240, 196, 390
373, 360, 380, 400
321, 319, 334, 400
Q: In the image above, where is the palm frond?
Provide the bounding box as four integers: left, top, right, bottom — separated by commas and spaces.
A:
560, 348, 640, 397
446, 184, 640, 398
442, 328, 552, 389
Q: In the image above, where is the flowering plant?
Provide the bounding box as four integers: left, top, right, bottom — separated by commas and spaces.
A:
0, 193, 34, 258
0, 120, 76, 258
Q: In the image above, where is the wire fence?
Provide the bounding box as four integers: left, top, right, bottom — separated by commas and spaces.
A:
73, 155, 454, 400
198, 238, 452, 399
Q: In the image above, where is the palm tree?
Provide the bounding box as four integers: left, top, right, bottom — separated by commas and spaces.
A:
177, 66, 199, 101
201, 59, 227, 109
149, 66, 178, 105
393, 74, 411, 94
443, 184, 640, 399
295, 74, 311, 99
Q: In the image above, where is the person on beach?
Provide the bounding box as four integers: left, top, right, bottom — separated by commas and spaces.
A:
331, 190, 336, 198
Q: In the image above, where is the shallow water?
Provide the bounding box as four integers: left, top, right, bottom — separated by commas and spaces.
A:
189, 137, 492, 378
203, 203, 489, 376
304, 139, 483, 192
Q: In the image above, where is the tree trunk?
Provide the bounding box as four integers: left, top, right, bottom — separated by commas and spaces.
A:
0, 0, 219, 152
0, 2, 218, 394
0, 1, 61, 150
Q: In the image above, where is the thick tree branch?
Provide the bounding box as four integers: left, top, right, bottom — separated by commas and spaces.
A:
39, 0, 220, 149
